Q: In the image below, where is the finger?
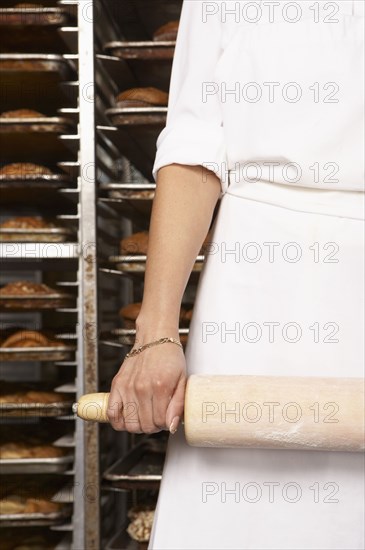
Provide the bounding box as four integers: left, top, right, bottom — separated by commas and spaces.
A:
165, 376, 186, 430
107, 383, 126, 430
152, 380, 174, 429
122, 391, 143, 433
133, 377, 160, 434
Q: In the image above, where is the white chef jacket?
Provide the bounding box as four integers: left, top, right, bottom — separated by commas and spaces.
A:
152, 0, 364, 196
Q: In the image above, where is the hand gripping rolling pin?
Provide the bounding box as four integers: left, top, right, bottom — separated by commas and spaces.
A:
72, 374, 365, 452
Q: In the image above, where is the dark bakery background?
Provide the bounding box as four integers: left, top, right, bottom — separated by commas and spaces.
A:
0, 0, 219, 549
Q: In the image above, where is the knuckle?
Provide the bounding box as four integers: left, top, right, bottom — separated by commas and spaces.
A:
125, 424, 142, 434
152, 377, 164, 389
152, 377, 170, 394
141, 424, 159, 435
134, 380, 149, 395
108, 419, 123, 431
154, 419, 166, 430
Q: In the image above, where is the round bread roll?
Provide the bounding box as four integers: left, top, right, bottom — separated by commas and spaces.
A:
0, 163, 53, 177
153, 20, 179, 41
120, 231, 149, 255
115, 87, 168, 108
0, 109, 45, 118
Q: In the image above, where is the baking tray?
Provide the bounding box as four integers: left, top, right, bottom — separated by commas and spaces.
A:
0, 475, 74, 523
0, 226, 74, 242
0, 7, 73, 27
104, 41, 174, 92
103, 439, 166, 490
0, 293, 75, 310
104, 0, 182, 41
0, 54, 76, 111
99, 184, 155, 222
0, 174, 71, 192
0, 506, 72, 528
0, 7, 76, 54
100, 183, 155, 200
0, 54, 75, 79
106, 107, 167, 127
105, 41, 175, 60
0, 116, 75, 134
0, 453, 73, 475
0, 400, 74, 419
0, 132, 77, 164
109, 254, 205, 273
98, 123, 162, 181
0, 345, 75, 362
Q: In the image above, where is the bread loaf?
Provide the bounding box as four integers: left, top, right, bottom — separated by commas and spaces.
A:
0, 163, 53, 177
153, 20, 179, 41
116, 87, 168, 108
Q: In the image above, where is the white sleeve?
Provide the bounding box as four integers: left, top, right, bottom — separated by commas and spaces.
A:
152, 0, 228, 196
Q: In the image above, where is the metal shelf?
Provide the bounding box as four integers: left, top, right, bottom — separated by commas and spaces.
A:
0, 242, 79, 259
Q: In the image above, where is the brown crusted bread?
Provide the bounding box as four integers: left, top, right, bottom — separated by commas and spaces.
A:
120, 231, 149, 255
0, 60, 46, 71
0, 109, 45, 118
0, 217, 56, 230
2, 4, 63, 27
183, 308, 194, 323
119, 301, 187, 328
127, 509, 155, 543
0, 163, 53, 176
120, 189, 155, 199
115, 87, 168, 108
0, 390, 69, 404
153, 20, 179, 41
0, 494, 62, 515
119, 230, 212, 256
0, 281, 58, 296
127, 504, 155, 521
0, 330, 63, 348
0, 217, 52, 229
119, 302, 143, 327
0, 442, 67, 459
15, 2, 44, 6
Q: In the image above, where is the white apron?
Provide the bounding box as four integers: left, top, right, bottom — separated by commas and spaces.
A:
149, 2, 364, 548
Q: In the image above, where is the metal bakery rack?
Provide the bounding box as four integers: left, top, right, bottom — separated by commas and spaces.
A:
0, 1, 91, 549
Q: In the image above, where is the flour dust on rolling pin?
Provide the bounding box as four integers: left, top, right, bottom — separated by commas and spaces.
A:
183, 375, 365, 452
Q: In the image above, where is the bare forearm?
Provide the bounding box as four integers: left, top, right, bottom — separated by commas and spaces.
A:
136, 163, 221, 339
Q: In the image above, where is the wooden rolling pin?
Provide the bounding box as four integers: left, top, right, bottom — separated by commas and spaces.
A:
73, 374, 365, 452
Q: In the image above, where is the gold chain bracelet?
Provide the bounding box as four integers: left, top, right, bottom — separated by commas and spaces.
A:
124, 337, 183, 359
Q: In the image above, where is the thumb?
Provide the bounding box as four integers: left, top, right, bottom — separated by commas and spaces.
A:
166, 376, 186, 434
